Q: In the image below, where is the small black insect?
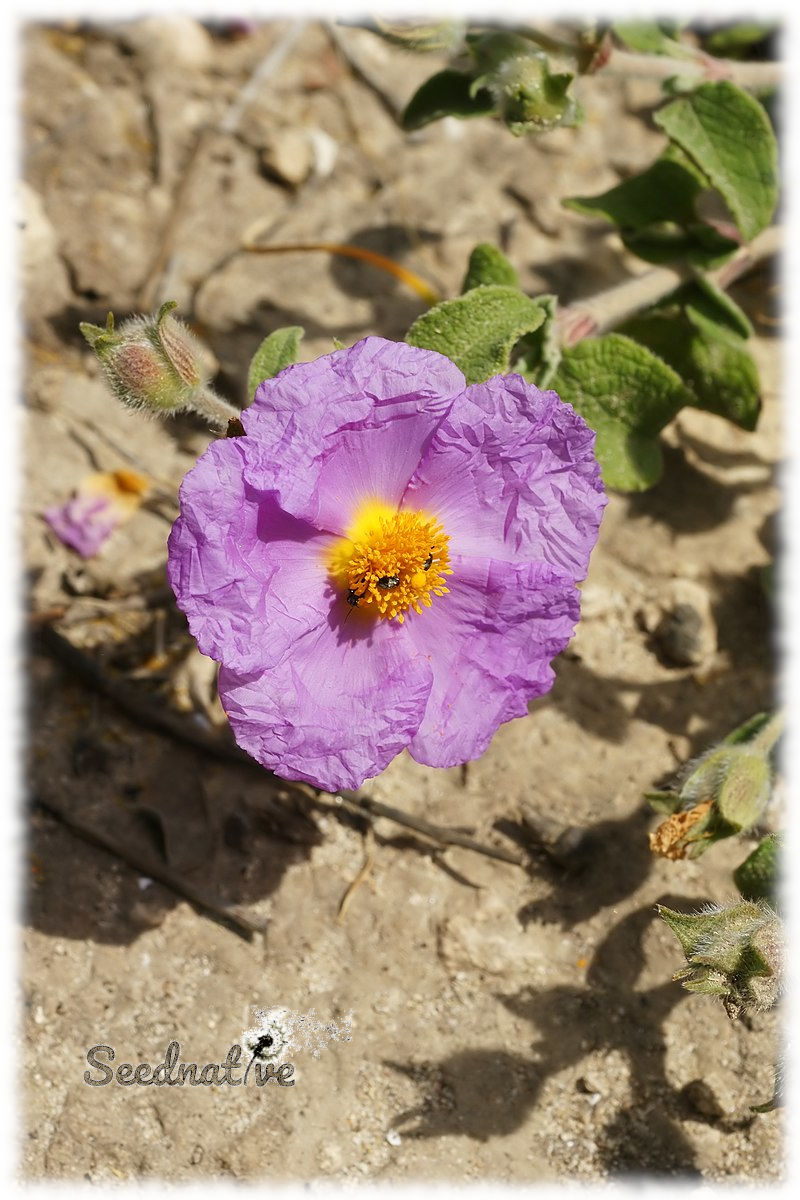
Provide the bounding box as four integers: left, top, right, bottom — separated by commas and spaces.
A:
251, 1033, 275, 1060
422, 553, 433, 571
377, 575, 400, 590
346, 576, 368, 609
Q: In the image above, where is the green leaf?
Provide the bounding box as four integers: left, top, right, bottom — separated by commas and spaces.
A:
552, 334, 694, 490
620, 226, 739, 269
401, 69, 495, 131
247, 326, 304, 401
620, 302, 761, 431
565, 157, 704, 230
513, 294, 561, 388
704, 22, 776, 58
653, 82, 778, 241
406, 285, 546, 384
644, 789, 684, 815
461, 243, 518, 291
685, 277, 753, 339
722, 712, 775, 747
734, 833, 782, 904
591, 422, 664, 492
565, 154, 740, 267
613, 20, 688, 56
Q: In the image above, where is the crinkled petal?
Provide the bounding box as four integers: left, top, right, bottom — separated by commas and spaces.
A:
241, 337, 465, 532
403, 555, 581, 768
403, 374, 606, 578
219, 621, 433, 792
168, 438, 338, 674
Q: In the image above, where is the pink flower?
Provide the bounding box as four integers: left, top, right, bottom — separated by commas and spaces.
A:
168, 337, 605, 791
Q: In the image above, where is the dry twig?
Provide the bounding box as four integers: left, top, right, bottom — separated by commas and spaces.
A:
34, 793, 266, 941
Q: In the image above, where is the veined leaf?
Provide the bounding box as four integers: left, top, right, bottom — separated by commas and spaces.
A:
406, 285, 546, 384
653, 82, 778, 241
247, 326, 304, 401
553, 334, 694, 490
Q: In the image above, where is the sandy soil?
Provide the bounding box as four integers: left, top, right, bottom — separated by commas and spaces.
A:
20, 18, 783, 1184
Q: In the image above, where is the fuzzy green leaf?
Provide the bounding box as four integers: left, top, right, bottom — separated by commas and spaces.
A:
461, 243, 519, 291
653, 82, 778, 241
734, 833, 782, 904
514, 294, 561, 388
722, 712, 775, 747
406, 285, 546, 384
644, 790, 685, 815
620, 302, 761, 431
613, 20, 688, 56
401, 69, 495, 131
685, 277, 753, 339
552, 334, 694, 490
704, 23, 776, 57
565, 158, 702, 230
247, 327, 304, 402
565, 155, 739, 267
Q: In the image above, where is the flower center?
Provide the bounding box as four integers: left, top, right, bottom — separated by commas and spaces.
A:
330, 501, 452, 624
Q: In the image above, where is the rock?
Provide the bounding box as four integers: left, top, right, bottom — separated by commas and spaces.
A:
119, 17, 215, 72
260, 129, 315, 188
439, 913, 542, 975
18, 182, 72, 325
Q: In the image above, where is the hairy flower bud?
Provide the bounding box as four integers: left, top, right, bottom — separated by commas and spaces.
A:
647, 711, 782, 859
80, 302, 209, 413
467, 32, 577, 136
491, 54, 577, 134
658, 899, 784, 1018
80, 302, 240, 430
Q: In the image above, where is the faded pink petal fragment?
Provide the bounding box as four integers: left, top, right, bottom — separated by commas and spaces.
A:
45, 469, 149, 558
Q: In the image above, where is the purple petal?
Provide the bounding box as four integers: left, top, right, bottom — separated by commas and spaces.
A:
168, 438, 337, 675
241, 337, 465, 532
403, 555, 581, 768
403, 374, 606, 578
219, 621, 433, 792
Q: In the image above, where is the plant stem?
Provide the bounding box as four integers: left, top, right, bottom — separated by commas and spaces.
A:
558, 224, 780, 345
603, 48, 782, 90
189, 386, 242, 432
513, 26, 782, 90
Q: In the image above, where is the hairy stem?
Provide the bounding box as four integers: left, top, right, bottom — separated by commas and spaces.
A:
513, 26, 782, 90
603, 48, 782, 90
558, 224, 781, 345
188, 386, 242, 431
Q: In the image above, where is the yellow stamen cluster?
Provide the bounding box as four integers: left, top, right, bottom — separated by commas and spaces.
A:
330, 503, 452, 624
